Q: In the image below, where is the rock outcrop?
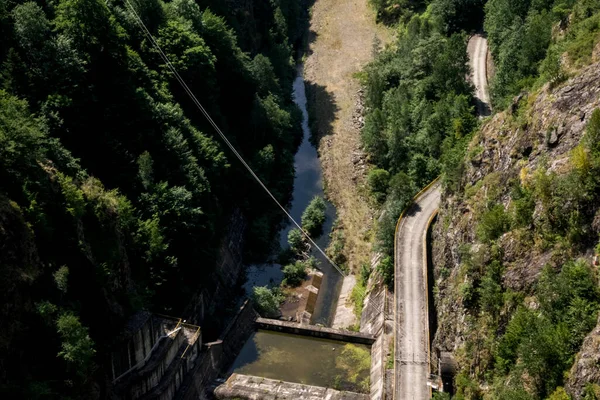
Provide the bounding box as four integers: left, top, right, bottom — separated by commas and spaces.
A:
431, 60, 600, 395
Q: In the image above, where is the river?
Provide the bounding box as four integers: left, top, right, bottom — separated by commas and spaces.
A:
243, 65, 343, 326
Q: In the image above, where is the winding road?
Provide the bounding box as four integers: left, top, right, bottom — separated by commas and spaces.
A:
393, 183, 440, 400
393, 35, 490, 399
468, 34, 491, 116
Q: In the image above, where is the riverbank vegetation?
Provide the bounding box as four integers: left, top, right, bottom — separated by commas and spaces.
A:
252, 195, 328, 318
0, 0, 307, 396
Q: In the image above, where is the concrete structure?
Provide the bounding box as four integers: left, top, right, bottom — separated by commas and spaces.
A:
360, 267, 393, 400
214, 374, 370, 400
332, 274, 358, 329
256, 318, 376, 345
177, 300, 259, 400
110, 212, 249, 400
111, 314, 201, 400
394, 182, 441, 400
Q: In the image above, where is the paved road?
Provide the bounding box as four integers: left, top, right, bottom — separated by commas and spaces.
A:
392, 34, 490, 400
394, 184, 441, 400
467, 34, 491, 116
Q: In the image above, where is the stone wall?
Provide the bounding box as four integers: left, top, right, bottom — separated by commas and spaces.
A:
256, 318, 376, 344
111, 316, 202, 400
110, 210, 247, 400
177, 299, 259, 400
214, 374, 370, 400
359, 254, 393, 400
182, 210, 246, 327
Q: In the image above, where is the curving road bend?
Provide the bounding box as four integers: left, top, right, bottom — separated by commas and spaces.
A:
393, 36, 489, 400
468, 34, 491, 116
393, 183, 441, 400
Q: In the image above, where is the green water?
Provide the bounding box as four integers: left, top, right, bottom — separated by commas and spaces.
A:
229, 330, 371, 393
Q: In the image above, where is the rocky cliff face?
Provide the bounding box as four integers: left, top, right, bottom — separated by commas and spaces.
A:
431, 58, 600, 396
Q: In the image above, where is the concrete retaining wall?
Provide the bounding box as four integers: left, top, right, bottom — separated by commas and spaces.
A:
214, 374, 370, 400
177, 300, 258, 400
360, 256, 394, 400
256, 318, 376, 345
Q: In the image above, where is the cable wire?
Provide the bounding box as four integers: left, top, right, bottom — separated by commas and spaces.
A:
116, 0, 346, 276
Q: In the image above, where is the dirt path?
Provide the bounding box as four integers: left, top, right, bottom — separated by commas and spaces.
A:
304, 0, 391, 278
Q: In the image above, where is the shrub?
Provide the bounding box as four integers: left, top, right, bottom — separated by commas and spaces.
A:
368, 168, 390, 203
511, 183, 535, 228
327, 227, 347, 267
252, 286, 281, 318
377, 256, 394, 288
56, 312, 96, 377
476, 204, 510, 242
359, 262, 371, 286
282, 260, 308, 287
287, 228, 305, 254
301, 196, 327, 237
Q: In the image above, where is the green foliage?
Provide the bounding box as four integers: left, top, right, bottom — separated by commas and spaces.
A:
335, 343, 371, 393
510, 182, 535, 228
327, 224, 347, 268
361, 10, 476, 257
282, 258, 314, 287
301, 196, 327, 237
351, 278, 367, 318
485, 0, 600, 108
56, 172, 86, 218
433, 392, 452, 400
368, 168, 390, 203
56, 312, 96, 377
430, 0, 486, 33
584, 109, 600, 154
547, 387, 572, 400
0, 0, 305, 394
583, 384, 600, 400
494, 260, 600, 398
287, 228, 305, 254
53, 266, 69, 293
377, 256, 394, 289
476, 204, 510, 242
252, 286, 282, 318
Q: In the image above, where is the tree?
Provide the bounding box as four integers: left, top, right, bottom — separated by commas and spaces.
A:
301, 196, 327, 237
56, 312, 96, 378
287, 228, 305, 254
368, 168, 390, 202
252, 286, 281, 318
282, 260, 308, 287
377, 256, 394, 288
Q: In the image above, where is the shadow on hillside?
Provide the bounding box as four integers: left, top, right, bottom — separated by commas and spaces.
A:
303, 81, 339, 147
475, 98, 491, 117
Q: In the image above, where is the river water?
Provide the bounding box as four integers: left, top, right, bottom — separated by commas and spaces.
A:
243, 65, 342, 326
229, 330, 370, 393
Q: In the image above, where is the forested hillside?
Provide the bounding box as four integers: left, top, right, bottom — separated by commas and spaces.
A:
361, 0, 600, 282
361, 0, 600, 398
0, 0, 305, 397
361, 0, 480, 285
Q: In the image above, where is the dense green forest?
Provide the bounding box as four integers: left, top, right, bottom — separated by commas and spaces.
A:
362, 0, 479, 285
0, 0, 306, 397
362, 0, 600, 281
